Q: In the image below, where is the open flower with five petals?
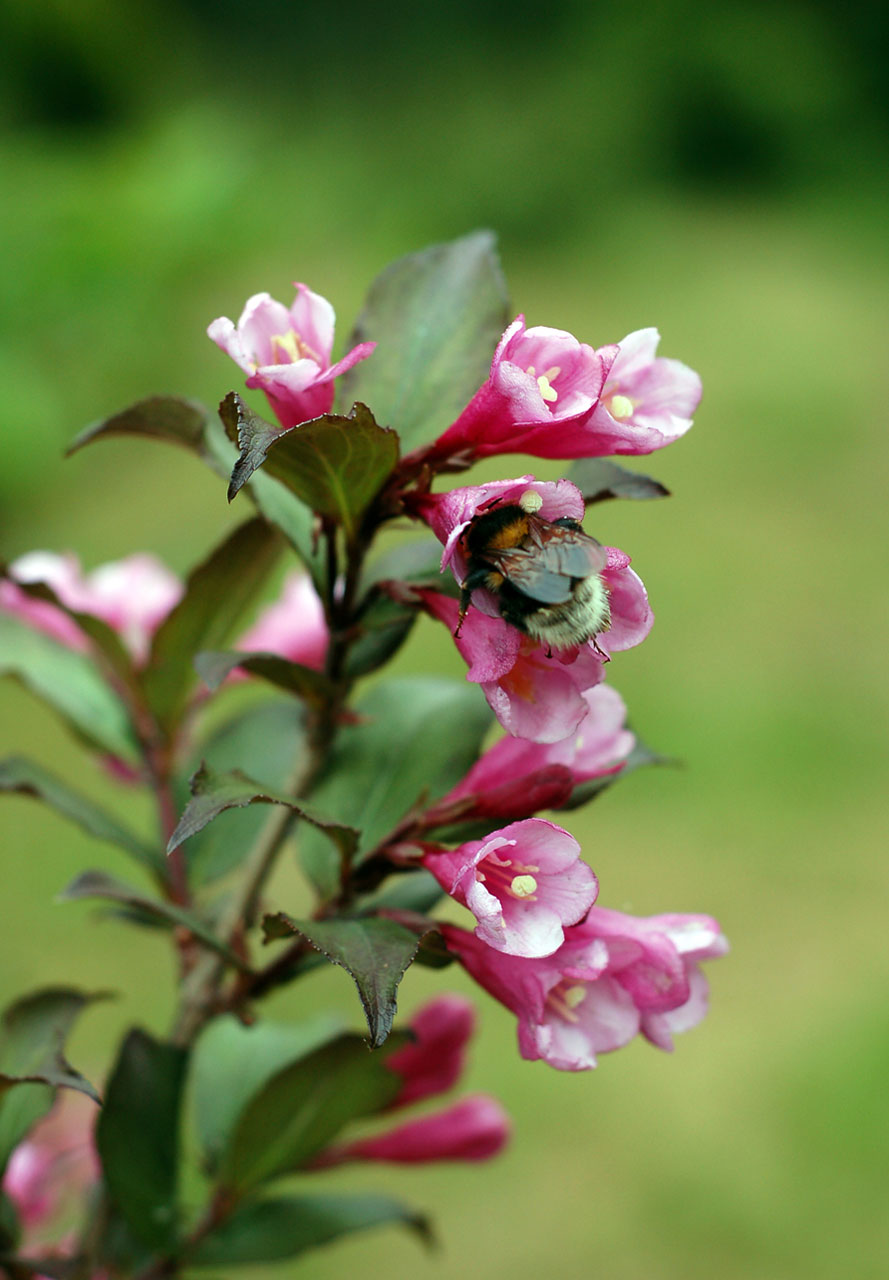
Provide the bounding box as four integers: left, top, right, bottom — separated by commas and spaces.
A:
424, 818, 598, 957
585, 327, 702, 455
207, 283, 375, 429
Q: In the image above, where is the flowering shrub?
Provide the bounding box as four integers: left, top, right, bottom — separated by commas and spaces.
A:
0, 232, 725, 1276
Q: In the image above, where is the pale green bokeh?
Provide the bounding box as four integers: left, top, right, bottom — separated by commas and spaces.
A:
1, 3, 887, 1276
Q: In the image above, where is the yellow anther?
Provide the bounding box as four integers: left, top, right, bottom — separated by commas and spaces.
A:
609, 393, 634, 420
271, 331, 305, 364
537, 374, 558, 403
563, 984, 586, 1009
510, 874, 538, 899
519, 489, 544, 514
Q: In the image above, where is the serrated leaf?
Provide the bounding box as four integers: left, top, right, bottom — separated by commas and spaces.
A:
59, 871, 250, 971
143, 518, 283, 730
191, 1014, 344, 1172
567, 457, 670, 504
96, 1029, 187, 1251
182, 701, 306, 886
226, 397, 399, 542
262, 916, 429, 1047
0, 615, 137, 760
209, 411, 322, 582
0, 989, 105, 1173
0, 757, 161, 875
167, 763, 358, 869
340, 230, 509, 452
66, 395, 208, 456
188, 1191, 431, 1266
217, 1033, 405, 1191
298, 676, 492, 898
194, 649, 334, 706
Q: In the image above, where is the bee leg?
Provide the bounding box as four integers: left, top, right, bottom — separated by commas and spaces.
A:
590, 634, 610, 660
455, 586, 472, 638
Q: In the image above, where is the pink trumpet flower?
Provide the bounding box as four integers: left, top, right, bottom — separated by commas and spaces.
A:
208, 283, 375, 429
424, 819, 598, 958
441, 908, 728, 1071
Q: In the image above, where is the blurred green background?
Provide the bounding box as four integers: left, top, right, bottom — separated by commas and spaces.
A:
1, 0, 887, 1276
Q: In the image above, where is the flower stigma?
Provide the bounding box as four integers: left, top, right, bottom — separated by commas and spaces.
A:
607, 393, 635, 420
509, 874, 538, 899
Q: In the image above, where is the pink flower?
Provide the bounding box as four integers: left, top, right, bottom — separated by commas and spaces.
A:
411, 475, 652, 742
2, 1096, 99, 1232
441, 907, 727, 1071
207, 283, 375, 430
237, 571, 328, 671
429, 685, 635, 823
585, 328, 702, 455
1, 551, 183, 664
385, 994, 476, 1108
424, 819, 598, 958
314, 1095, 510, 1166
426, 316, 618, 462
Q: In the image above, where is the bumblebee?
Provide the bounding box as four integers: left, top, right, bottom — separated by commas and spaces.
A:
456, 489, 610, 649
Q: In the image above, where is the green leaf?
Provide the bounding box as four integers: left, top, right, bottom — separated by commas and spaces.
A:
0, 614, 137, 760
167, 762, 358, 870
96, 1029, 187, 1251
182, 701, 306, 886
210, 410, 322, 582
298, 676, 492, 898
143, 518, 283, 730
358, 868, 445, 917
0, 989, 104, 1173
66, 397, 322, 581
217, 1033, 405, 1192
340, 230, 509, 452
262, 916, 429, 1047
66, 395, 208, 456
226, 397, 399, 542
343, 591, 418, 679
0, 757, 161, 875
567, 457, 670, 504
58, 871, 250, 971
194, 649, 335, 707
190, 1014, 344, 1172
189, 1192, 431, 1266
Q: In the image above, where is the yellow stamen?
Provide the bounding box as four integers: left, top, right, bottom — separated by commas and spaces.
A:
510, 874, 538, 899
537, 374, 558, 403
609, 393, 634, 420
546, 982, 587, 1023
270, 330, 322, 366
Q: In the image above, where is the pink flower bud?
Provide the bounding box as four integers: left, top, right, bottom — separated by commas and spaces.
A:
318, 1095, 511, 1165
208, 283, 375, 429
385, 994, 476, 1108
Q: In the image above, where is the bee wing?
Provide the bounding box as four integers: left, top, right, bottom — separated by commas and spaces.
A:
487, 545, 581, 604
527, 520, 609, 576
